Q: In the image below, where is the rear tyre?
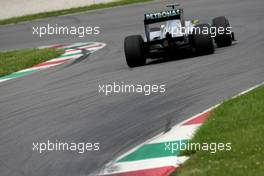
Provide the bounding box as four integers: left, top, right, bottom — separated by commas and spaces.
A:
212, 16, 232, 47
124, 35, 146, 67
192, 24, 215, 55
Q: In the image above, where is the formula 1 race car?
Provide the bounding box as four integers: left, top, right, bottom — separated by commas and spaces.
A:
124, 4, 235, 67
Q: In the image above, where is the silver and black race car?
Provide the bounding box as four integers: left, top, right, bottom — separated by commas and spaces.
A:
124, 4, 235, 67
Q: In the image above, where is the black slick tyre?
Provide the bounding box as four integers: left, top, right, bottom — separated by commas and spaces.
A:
212, 16, 232, 47
192, 24, 215, 55
124, 35, 146, 67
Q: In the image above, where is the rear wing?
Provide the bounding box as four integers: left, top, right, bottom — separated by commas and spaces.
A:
144, 9, 183, 25
144, 8, 183, 42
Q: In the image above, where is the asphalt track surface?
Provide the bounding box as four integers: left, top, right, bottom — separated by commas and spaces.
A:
0, 0, 264, 175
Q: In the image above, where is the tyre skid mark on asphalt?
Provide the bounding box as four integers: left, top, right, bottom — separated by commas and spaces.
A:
0, 42, 106, 83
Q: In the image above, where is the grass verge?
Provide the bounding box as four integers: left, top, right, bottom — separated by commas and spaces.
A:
173, 85, 264, 176
0, 48, 63, 77
0, 0, 152, 26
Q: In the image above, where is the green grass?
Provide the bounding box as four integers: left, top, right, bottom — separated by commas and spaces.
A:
0, 48, 63, 77
173, 85, 264, 176
0, 0, 152, 26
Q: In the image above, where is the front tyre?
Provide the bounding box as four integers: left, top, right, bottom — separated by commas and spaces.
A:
212, 16, 232, 47
124, 35, 146, 68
